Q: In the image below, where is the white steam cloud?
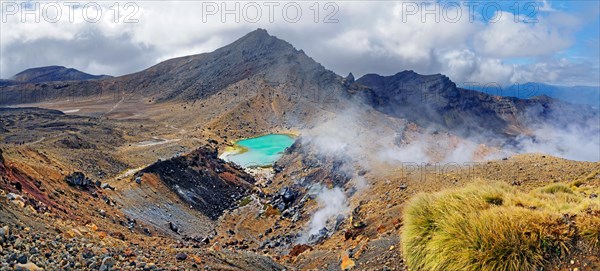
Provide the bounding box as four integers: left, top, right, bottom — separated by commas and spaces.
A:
295, 96, 599, 245
516, 124, 600, 162
298, 186, 349, 243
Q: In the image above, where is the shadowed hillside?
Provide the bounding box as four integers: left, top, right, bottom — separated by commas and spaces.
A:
11, 65, 111, 83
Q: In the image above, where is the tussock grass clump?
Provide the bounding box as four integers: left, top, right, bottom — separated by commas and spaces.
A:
578, 210, 600, 249
539, 183, 573, 194
401, 182, 600, 271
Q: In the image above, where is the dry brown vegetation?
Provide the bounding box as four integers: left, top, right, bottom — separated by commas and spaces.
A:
401, 181, 600, 271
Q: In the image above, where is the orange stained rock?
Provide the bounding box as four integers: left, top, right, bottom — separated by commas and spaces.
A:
86, 223, 98, 232
340, 253, 355, 270
376, 224, 386, 234
191, 254, 202, 264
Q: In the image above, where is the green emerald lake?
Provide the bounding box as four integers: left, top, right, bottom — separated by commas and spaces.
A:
222, 134, 296, 168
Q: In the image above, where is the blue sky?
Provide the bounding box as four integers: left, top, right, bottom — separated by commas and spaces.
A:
494, 0, 599, 70
1, 0, 599, 86
473, 0, 599, 84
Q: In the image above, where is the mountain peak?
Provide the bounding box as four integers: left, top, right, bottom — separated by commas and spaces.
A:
227, 28, 294, 53
346, 72, 355, 83
91, 28, 336, 102
247, 28, 270, 37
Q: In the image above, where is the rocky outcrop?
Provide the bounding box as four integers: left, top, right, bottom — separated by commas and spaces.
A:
135, 146, 255, 220
353, 71, 599, 138
354, 71, 500, 134
64, 172, 92, 187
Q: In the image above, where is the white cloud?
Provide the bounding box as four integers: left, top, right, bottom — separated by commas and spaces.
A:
511, 58, 600, 85
475, 10, 577, 58
0, 1, 597, 86
325, 2, 481, 65
439, 49, 514, 85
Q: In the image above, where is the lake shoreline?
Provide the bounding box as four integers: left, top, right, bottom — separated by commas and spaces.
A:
220, 133, 297, 168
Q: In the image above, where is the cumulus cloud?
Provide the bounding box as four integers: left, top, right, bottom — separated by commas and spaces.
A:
511, 58, 600, 86
0, 1, 597, 86
475, 11, 577, 58
1, 31, 155, 77
439, 49, 515, 85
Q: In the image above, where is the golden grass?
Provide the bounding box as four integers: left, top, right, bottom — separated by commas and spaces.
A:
539, 183, 574, 194
401, 181, 600, 271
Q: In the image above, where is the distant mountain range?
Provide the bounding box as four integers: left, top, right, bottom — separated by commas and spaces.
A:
464, 82, 600, 108
0, 29, 597, 141
2, 65, 111, 85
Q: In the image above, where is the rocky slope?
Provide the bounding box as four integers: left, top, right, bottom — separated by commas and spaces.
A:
134, 147, 255, 220
0, 29, 343, 107
10, 66, 111, 83
0, 117, 287, 270
353, 71, 598, 138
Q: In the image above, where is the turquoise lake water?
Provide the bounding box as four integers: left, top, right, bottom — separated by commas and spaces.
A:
223, 134, 296, 167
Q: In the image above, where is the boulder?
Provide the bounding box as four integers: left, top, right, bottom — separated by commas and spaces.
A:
281, 187, 298, 204
175, 253, 187, 261
169, 222, 180, 234
100, 183, 114, 190
17, 254, 28, 264
100, 256, 115, 271
15, 263, 42, 271
64, 172, 91, 187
